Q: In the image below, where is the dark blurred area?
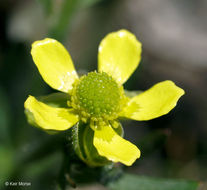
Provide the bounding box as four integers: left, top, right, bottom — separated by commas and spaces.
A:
0, 0, 207, 189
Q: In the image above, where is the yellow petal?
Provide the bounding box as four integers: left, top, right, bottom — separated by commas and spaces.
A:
98, 29, 142, 84
93, 125, 140, 166
24, 96, 79, 131
120, 81, 185, 121
31, 38, 78, 93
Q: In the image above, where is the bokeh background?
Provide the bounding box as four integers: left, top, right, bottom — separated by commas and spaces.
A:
0, 0, 207, 189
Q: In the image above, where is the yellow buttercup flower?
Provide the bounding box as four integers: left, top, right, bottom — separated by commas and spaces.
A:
24, 29, 184, 166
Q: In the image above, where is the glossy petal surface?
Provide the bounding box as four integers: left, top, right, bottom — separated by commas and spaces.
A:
120, 81, 185, 121
93, 125, 140, 166
24, 96, 79, 131
98, 29, 142, 84
31, 38, 78, 93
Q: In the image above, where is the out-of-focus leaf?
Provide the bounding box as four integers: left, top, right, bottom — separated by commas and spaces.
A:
79, 0, 102, 8
0, 86, 11, 144
22, 151, 62, 179
37, 0, 53, 16
108, 174, 199, 190
0, 146, 14, 188
48, 0, 79, 41
14, 151, 62, 190
137, 129, 169, 157
48, 0, 103, 41
18, 132, 68, 164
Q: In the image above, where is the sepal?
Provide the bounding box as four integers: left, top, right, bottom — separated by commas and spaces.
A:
71, 121, 124, 167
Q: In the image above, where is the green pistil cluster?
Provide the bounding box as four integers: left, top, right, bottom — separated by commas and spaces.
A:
70, 71, 125, 129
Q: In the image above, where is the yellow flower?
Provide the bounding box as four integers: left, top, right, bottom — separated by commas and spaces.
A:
24, 29, 184, 166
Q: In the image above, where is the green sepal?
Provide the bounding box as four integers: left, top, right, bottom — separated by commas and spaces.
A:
71, 121, 87, 162
124, 89, 142, 98
83, 124, 110, 166
37, 92, 70, 108
72, 121, 124, 167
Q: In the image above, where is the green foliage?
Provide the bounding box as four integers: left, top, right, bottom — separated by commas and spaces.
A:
108, 174, 199, 190
48, 0, 78, 41
0, 86, 11, 144
37, 0, 53, 16
37, 0, 103, 41
79, 0, 102, 8
0, 146, 14, 188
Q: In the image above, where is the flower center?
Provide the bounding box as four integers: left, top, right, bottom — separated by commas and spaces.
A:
71, 71, 124, 129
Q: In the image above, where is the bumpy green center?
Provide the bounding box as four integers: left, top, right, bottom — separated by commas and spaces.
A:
71, 72, 123, 127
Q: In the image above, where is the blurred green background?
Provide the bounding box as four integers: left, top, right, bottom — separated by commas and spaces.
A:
0, 0, 207, 189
